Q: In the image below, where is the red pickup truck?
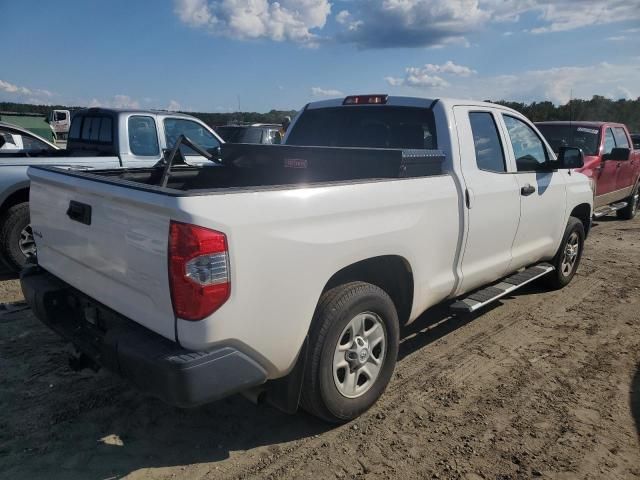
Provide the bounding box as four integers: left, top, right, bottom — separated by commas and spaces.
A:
536, 121, 640, 220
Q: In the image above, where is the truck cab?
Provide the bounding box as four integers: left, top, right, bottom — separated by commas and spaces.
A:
48, 110, 71, 141
536, 121, 640, 219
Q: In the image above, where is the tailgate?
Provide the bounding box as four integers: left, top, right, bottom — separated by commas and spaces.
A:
28, 167, 177, 340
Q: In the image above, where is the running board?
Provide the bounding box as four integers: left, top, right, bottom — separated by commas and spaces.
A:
594, 201, 627, 218
450, 263, 554, 313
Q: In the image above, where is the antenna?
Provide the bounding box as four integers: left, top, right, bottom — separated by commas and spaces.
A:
569, 88, 573, 145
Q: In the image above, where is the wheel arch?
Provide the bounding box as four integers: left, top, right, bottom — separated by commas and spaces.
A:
322, 255, 414, 326
0, 184, 30, 216
570, 203, 591, 237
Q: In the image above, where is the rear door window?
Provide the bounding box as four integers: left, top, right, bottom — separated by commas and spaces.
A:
469, 112, 506, 173
129, 116, 159, 156
612, 127, 630, 149
73, 115, 113, 144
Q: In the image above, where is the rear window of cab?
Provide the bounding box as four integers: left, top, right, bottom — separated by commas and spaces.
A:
286, 106, 437, 150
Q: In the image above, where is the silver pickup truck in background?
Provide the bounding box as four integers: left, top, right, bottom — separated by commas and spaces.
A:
0, 108, 223, 270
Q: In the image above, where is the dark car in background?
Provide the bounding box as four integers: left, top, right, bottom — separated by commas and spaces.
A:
215, 123, 282, 144
631, 133, 640, 149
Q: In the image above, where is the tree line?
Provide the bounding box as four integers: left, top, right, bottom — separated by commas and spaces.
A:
1, 95, 639, 131
494, 96, 640, 132
0, 101, 296, 128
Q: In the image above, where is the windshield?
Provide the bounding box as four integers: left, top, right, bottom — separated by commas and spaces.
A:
215, 126, 248, 143
286, 106, 437, 149
536, 124, 600, 156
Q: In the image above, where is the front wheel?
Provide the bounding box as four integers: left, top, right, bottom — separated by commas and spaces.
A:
617, 184, 639, 220
544, 217, 585, 290
301, 282, 399, 423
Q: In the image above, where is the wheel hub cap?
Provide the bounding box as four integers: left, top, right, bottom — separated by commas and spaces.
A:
560, 232, 580, 276
333, 312, 386, 399
18, 224, 36, 257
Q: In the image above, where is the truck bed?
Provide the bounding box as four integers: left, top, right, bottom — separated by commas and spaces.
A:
34, 144, 446, 195
27, 143, 455, 354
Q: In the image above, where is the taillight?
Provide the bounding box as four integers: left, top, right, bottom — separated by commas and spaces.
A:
168, 221, 230, 321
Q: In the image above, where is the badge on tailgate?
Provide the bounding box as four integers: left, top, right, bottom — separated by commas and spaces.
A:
66, 200, 92, 226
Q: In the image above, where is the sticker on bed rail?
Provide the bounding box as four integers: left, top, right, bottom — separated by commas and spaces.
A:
284, 158, 308, 169
577, 127, 599, 135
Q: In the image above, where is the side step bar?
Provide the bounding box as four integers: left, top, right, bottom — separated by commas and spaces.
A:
450, 263, 554, 313
593, 201, 628, 219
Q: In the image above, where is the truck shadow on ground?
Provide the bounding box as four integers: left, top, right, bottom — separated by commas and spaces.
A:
2, 282, 544, 479
632, 364, 640, 443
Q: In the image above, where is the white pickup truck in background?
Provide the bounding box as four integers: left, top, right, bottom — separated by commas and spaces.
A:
0, 108, 223, 270
21, 95, 593, 422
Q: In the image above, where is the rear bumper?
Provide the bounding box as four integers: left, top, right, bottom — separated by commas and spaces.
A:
20, 265, 267, 408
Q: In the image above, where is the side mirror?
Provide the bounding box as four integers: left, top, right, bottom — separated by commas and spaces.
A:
557, 146, 584, 169
603, 147, 630, 161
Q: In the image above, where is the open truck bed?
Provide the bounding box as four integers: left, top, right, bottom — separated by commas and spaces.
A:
38, 143, 446, 195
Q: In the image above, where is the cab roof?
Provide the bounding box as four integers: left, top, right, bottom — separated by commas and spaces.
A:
535, 121, 626, 128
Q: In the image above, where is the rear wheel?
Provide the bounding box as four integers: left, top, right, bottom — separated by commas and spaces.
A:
544, 217, 585, 290
301, 281, 399, 423
0, 203, 34, 271
617, 184, 639, 220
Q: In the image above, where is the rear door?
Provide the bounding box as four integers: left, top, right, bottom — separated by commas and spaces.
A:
500, 114, 566, 267
595, 127, 620, 203
612, 126, 636, 193
453, 107, 521, 294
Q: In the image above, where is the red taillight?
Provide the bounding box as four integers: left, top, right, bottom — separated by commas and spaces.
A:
343, 94, 388, 105
169, 221, 230, 321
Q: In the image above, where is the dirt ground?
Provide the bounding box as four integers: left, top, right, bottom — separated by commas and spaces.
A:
0, 215, 638, 480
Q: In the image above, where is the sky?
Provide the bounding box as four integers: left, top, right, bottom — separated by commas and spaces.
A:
1, 0, 639, 113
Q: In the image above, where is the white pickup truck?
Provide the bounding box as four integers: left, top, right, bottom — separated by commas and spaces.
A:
0, 108, 223, 270
21, 95, 593, 422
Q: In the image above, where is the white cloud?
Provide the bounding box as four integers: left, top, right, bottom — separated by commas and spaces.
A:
311, 87, 344, 97
335, 0, 489, 48
386, 60, 640, 104
484, 0, 640, 34
422, 61, 477, 77
174, 0, 331, 44
0, 79, 53, 100
172, 0, 640, 49
112, 95, 140, 109
86, 95, 141, 109
167, 99, 181, 111
384, 61, 476, 88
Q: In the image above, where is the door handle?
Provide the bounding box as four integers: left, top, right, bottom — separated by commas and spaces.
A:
521, 184, 536, 196
616, 162, 622, 168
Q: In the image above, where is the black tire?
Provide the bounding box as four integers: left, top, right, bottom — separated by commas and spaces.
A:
544, 217, 585, 290
616, 184, 639, 220
301, 281, 399, 423
0, 203, 32, 271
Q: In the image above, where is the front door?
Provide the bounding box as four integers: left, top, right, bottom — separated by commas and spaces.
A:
500, 114, 567, 268
453, 107, 521, 295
